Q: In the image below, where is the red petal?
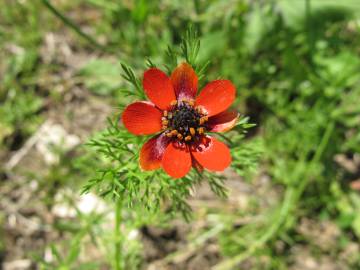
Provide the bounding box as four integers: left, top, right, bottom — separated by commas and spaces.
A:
192, 136, 231, 171
208, 110, 239, 132
143, 68, 176, 110
162, 142, 192, 179
140, 134, 171, 171
195, 80, 236, 117
170, 62, 198, 100
122, 101, 162, 135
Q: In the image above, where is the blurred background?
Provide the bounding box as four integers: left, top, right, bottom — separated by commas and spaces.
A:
1, 0, 360, 269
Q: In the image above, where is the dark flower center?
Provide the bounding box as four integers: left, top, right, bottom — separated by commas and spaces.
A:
162, 99, 208, 143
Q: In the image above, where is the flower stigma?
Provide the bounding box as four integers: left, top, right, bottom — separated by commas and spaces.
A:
163, 99, 208, 143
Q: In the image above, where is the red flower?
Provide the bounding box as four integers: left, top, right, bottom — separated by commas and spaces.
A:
122, 63, 238, 179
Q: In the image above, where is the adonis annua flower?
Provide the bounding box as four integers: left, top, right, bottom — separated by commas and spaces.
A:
122, 62, 238, 178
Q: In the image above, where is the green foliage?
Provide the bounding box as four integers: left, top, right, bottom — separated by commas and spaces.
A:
36, 210, 105, 270
78, 59, 123, 96
209, 1, 360, 268
0, 36, 43, 145
2, 0, 360, 269
120, 63, 146, 99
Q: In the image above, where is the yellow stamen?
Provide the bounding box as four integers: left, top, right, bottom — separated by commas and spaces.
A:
198, 127, 204, 134
163, 110, 168, 117
171, 130, 178, 136
162, 120, 169, 126
166, 132, 173, 137
188, 100, 194, 106
189, 127, 195, 136
170, 100, 177, 106
199, 116, 208, 125
185, 135, 192, 141
177, 134, 183, 140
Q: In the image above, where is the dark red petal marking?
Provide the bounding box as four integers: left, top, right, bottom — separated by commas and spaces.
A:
191, 154, 204, 173
162, 142, 192, 179
122, 101, 162, 135
143, 68, 176, 110
192, 136, 231, 171
195, 80, 236, 117
171, 62, 198, 100
140, 134, 172, 171
208, 110, 239, 132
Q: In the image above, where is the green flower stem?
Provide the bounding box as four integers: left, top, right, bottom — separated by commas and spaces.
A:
114, 199, 123, 270
41, 0, 119, 55
213, 186, 295, 270
215, 132, 234, 147
305, 0, 314, 64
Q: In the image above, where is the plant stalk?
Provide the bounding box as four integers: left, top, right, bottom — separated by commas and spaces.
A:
114, 199, 123, 270
41, 0, 120, 56
213, 122, 334, 270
